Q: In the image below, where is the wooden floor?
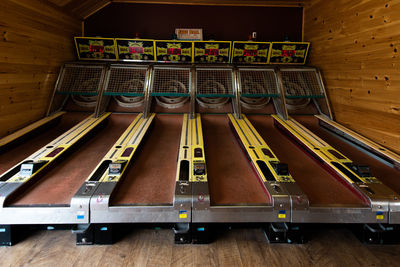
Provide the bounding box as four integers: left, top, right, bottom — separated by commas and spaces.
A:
1, 226, 400, 267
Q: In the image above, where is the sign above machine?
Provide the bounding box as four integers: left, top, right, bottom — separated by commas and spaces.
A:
155, 40, 193, 63
269, 42, 310, 64
74, 37, 117, 60
232, 41, 271, 64
74, 37, 310, 64
193, 41, 231, 63
175, 28, 203, 41
116, 38, 155, 62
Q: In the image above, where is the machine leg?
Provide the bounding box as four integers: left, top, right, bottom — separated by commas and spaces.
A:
192, 223, 212, 244
0, 225, 13, 246
173, 223, 191, 244
264, 223, 307, 244
287, 223, 307, 244
94, 224, 114, 245
74, 224, 94, 245
356, 224, 400, 244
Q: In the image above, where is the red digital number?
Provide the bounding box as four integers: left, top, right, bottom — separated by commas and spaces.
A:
281, 50, 295, 57
89, 45, 104, 53
167, 48, 181, 55
129, 47, 144, 54
244, 50, 258, 57
205, 49, 219, 56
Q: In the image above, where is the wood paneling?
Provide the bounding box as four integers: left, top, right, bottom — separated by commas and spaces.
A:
304, 0, 400, 154
0, 0, 80, 138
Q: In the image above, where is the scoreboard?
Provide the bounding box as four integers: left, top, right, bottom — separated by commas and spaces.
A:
116, 39, 155, 61
193, 41, 231, 63
154, 40, 193, 62
232, 41, 271, 64
269, 42, 310, 64
74, 37, 117, 60
74, 37, 310, 65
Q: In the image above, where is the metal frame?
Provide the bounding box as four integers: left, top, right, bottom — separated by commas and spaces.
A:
96, 63, 151, 116
278, 66, 333, 118
47, 62, 108, 117
191, 113, 308, 223
273, 115, 400, 224
0, 113, 111, 225
89, 113, 191, 224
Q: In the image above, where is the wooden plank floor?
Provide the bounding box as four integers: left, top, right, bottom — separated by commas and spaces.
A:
1, 227, 400, 266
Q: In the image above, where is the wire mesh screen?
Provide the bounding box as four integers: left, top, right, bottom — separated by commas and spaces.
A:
57, 64, 104, 95
280, 69, 324, 98
105, 66, 147, 96
196, 68, 234, 97
151, 67, 190, 96
239, 69, 279, 97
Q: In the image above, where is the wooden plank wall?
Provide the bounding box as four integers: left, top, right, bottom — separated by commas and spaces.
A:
0, 0, 80, 138
304, 0, 400, 154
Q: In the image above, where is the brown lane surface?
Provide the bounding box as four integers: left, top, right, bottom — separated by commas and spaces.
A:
295, 115, 400, 194
248, 115, 366, 206
0, 112, 89, 175
9, 114, 135, 206
202, 115, 270, 205
111, 114, 182, 205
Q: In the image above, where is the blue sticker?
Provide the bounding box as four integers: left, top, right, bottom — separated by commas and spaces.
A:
77, 215, 85, 220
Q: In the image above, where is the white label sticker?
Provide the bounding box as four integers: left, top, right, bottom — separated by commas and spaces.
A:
109, 163, 122, 176
20, 163, 34, 178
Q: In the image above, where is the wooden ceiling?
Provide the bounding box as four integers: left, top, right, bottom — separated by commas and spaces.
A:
47, 0, 310, 19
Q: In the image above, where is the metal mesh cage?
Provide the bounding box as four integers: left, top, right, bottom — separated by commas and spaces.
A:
239, 69, 279, 97
196, 68, 234, 97
150, 67, 190, 96
280, 69, 324, 98
105, 66, 147, 96
57, 64, 104, 95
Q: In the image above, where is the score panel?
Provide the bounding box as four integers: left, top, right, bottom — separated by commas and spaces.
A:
193, 41, 231, 63
116, 39, 155, 61
74, 37, 117, 60
269, 42, 310, 64
155, 40, 193, 62
231, 42, 271, 64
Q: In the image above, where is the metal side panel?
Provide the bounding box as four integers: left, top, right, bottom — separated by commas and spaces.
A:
0, 182, 91, 224
0, 113, 111, 208
0, 207, 89, 225
89, 113, 190, 224
292, 206, 389, 224
0, 111, 66, 150
316, 115, 400, 170
272, 115, 400, 210
192, 205, 279, 223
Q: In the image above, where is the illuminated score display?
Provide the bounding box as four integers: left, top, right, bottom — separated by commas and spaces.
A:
167, 48, 182, 55
270, 42, 310, 64
155, 40, 193, 62
116, 39, 155, 61
243, 50, 258, 57
74, 37, 310, 65
232, 42, 271, 64
193, 41, 231, 63
89, 45, 104, 53
75, 37, 117, 60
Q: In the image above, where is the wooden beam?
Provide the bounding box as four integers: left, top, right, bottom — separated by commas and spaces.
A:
112, 0, 308, 7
